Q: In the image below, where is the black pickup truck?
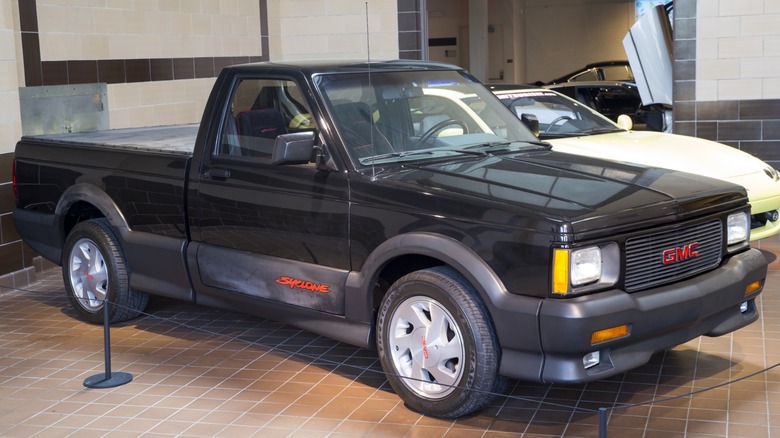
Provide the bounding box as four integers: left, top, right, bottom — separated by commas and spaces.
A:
13, 60, 767, 418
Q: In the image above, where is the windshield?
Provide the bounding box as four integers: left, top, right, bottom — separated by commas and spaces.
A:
314, 70, 541, 167
494, 90, 624, 140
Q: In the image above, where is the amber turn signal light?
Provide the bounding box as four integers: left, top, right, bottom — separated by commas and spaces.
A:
745, 280, 762, 295
591, 324, 630, 345
552, 249, 569, 295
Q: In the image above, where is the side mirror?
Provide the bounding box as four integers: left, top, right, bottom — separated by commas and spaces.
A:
271, 131, 316, 165
616, 114, 633, 131
520, 113, 540, 137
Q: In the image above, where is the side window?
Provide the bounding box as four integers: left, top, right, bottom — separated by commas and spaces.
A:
218, 78, 315, 159
570, 69, 598, 82
602, 65, 634, 82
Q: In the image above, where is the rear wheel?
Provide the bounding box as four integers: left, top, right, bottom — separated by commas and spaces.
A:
376, 266, 504, 418
62, 218, 148, 323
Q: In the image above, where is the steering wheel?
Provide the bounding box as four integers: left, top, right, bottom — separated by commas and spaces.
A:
413, 119, 469, 148
544, 115, 573, 133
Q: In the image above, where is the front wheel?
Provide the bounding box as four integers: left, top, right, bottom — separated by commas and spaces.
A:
62, 218, 148, 324
376, 266, 505, 418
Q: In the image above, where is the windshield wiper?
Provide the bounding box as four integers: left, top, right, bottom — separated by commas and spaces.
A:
457, 140, 552, 155
361, 150, 434, 163
460, 141, 512, 151
538, 132, 578, 139
523, 140, 553, 149
580, 126, 625, 135
363, 140, 552, 163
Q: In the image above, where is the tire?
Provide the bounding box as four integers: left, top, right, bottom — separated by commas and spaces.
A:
62, 218, 148, 324
376, 266, 505, 418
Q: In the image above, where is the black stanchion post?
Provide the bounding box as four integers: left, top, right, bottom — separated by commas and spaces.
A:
599, 407, 607, 438
83, 299, 133, 388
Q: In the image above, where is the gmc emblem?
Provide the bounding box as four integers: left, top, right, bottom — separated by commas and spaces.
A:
662, 242, 700, 265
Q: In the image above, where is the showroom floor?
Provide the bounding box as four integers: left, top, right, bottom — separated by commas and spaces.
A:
2, 239, 780, 438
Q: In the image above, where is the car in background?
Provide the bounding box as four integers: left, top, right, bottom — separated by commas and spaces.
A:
533, 61, 667, 131
544, 60, 634, 85
545, 81, 652, 129
489, 86, 780, 241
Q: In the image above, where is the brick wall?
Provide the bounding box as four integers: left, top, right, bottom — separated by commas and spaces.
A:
0, 152, 50, 289
673, 0, 780, 167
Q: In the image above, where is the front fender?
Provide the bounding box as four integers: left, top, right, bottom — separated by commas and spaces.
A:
345, 232, 508, 322
345, 232, 544, 376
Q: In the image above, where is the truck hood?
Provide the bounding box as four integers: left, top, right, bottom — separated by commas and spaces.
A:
381, 150, 746, 238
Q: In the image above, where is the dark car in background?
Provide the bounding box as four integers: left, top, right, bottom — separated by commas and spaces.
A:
544, 60, 634, 85
525, 61, 665, 130
493, 79, 655, 131
546, 80, 650, 129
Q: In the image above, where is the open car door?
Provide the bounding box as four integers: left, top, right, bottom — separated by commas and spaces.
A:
622, 4, 673, 131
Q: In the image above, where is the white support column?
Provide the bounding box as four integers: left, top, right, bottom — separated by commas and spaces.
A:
468, 0, 488, 81
513, 0, 527, 84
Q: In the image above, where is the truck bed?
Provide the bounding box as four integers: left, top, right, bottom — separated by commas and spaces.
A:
22, 124, 198, 156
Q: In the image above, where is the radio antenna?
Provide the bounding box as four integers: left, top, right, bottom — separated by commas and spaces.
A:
365, 2, 376, 180
365, 2, 371, 64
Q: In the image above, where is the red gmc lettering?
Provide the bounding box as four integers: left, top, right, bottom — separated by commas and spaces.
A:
662, 242, 700, 265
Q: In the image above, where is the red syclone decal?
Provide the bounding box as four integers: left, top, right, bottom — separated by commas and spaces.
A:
275, 276, 330, 293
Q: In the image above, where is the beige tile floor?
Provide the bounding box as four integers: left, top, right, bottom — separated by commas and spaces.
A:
2, 237, 780, 437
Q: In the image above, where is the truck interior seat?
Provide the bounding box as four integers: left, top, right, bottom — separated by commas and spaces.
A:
331, 101, 394, 159
235, 109, 288, 156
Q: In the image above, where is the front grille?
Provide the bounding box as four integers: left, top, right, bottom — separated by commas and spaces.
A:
625, 219, 723, 292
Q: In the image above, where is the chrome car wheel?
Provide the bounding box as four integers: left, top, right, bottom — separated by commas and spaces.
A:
62, 219, 148, 324
68, 237, 108, 311
387, 296, 465, 398
376, 266, 504, 418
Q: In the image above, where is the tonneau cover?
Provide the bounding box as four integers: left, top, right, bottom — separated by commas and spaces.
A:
22, 124, 198, 156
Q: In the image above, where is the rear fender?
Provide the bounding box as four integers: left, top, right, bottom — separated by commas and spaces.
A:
56, 183, 129, 233
20, 183, 130, 264
56, 183, 193, 301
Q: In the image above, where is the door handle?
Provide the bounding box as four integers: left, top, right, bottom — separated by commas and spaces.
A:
204, 168, 231, 180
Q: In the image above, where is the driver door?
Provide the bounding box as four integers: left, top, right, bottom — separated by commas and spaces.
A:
189, 76, 351, 314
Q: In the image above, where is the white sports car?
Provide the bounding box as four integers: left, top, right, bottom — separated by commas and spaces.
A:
491, 86, 780, 241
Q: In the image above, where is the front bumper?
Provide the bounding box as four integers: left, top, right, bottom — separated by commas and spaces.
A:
500, 248, 767, 383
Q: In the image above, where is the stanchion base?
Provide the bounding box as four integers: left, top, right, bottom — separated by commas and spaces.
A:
83, 372, 133, 388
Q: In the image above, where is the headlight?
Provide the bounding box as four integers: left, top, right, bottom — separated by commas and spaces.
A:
727, 212, 749, 246
571, 247, 602, 286
764, 166, 779, 181
552, 243, 619, 296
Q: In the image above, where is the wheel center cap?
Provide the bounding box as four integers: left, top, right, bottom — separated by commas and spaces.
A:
412, 327, 439, 365
82, 269, 97, 288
